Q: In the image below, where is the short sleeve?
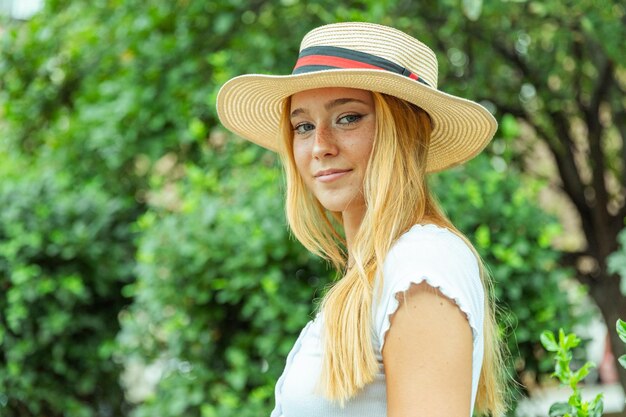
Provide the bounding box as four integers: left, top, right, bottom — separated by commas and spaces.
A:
373, 224, 485, 351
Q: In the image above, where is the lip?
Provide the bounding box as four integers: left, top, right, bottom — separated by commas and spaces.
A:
314, 168, 352, 183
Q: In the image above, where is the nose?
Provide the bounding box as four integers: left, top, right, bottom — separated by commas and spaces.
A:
312, 124, 338, 159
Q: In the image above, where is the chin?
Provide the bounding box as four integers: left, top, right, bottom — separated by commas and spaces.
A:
317, 197, 364, 213
316, 200, 344, 212
321, 204, 348, 213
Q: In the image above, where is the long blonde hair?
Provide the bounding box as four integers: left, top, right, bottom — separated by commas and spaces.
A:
278, 91, 507, 416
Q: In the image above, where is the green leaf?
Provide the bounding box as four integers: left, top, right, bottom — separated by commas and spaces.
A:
462, 0, 483, 21
500, 114, 521, 139
541, 330, 559, 352
617, 319, 626, 343
619, 354, 626, 370
475, 224, 491, 248
549, 401, 573, 417
588, 393, 604, 417
563, 333, 580, 350
571, 361, 595, 384
568, 394, 581, 408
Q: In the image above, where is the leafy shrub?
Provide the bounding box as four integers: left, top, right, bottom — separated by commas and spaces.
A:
0, 157, 135, 417
540, 319, 626, 417
540, 329, 603, 417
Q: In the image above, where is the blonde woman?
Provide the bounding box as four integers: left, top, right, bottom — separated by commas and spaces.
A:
217, 22, 508, 417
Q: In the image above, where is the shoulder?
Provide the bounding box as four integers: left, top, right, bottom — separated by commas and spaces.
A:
383, 224, 480, 282
374, 224, 485, 347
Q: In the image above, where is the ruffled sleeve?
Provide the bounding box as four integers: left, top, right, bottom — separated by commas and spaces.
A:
373, 224, 484, 352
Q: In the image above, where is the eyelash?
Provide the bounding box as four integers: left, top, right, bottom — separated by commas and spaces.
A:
293, 123, 314, 135
293, 114, 363, 135
339, 114, 362, 125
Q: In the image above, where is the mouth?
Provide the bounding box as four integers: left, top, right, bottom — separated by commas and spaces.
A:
314, 169, 352, 182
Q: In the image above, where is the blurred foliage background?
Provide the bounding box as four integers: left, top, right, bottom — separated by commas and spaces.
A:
0, 0, 624, 416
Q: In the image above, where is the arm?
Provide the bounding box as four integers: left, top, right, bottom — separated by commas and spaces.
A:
382, 281, 473, 417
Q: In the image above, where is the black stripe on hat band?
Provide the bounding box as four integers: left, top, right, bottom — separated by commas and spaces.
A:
292, 45, 431, 88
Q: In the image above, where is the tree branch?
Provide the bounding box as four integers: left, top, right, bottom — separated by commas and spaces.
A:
544, 110, 588, 211
572, 34, 587, 116
490, 97, 591, 230
582, 53, 616, 259
612, 82, 626, 194
616, 205, 626, 229
561, 250, 593, 267
589, 58, 614, 120
573, 271, 596, 287
521, 113, 601, 258
470, 28, 582, 155
490, 101, 526, 119
619, 112, 626, 191
460, 16, 618, 260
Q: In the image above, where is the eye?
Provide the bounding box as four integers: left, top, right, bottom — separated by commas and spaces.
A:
337, 114, 362, 125
293, 122, 315, 135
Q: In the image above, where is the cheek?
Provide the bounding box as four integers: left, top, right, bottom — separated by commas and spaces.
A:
292, 142, 310, 178
354, 130, 375, 165
347, 116, 375, 151
362, 141, 375, 163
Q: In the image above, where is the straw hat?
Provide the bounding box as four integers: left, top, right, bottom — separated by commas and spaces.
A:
216, 22, 497, 172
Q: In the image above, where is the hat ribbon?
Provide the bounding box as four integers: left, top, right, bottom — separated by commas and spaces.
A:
292, 45, 431, 88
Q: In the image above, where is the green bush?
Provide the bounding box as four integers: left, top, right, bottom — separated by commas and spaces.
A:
0, 156, 135, 416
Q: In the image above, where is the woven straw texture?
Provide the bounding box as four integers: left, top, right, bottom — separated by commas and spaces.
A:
216, 22, 497, 172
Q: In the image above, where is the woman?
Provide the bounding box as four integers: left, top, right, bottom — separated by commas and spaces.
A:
217, 22, 508, 417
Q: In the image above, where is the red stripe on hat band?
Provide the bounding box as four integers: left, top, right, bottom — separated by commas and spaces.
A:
292, 45, 431, 87
294, 55, 386, 71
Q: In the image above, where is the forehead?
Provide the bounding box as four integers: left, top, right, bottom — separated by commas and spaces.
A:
290, 87, 373, 110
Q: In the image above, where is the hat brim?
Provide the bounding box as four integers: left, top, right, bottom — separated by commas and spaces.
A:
216, 69, 497, 173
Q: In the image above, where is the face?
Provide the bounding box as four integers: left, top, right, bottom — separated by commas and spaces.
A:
290, 87, 376, 215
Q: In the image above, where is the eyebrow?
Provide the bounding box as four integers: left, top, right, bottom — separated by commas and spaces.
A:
290, 98, 369, 119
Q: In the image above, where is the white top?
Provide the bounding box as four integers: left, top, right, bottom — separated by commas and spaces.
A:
269, 224, 485, 417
